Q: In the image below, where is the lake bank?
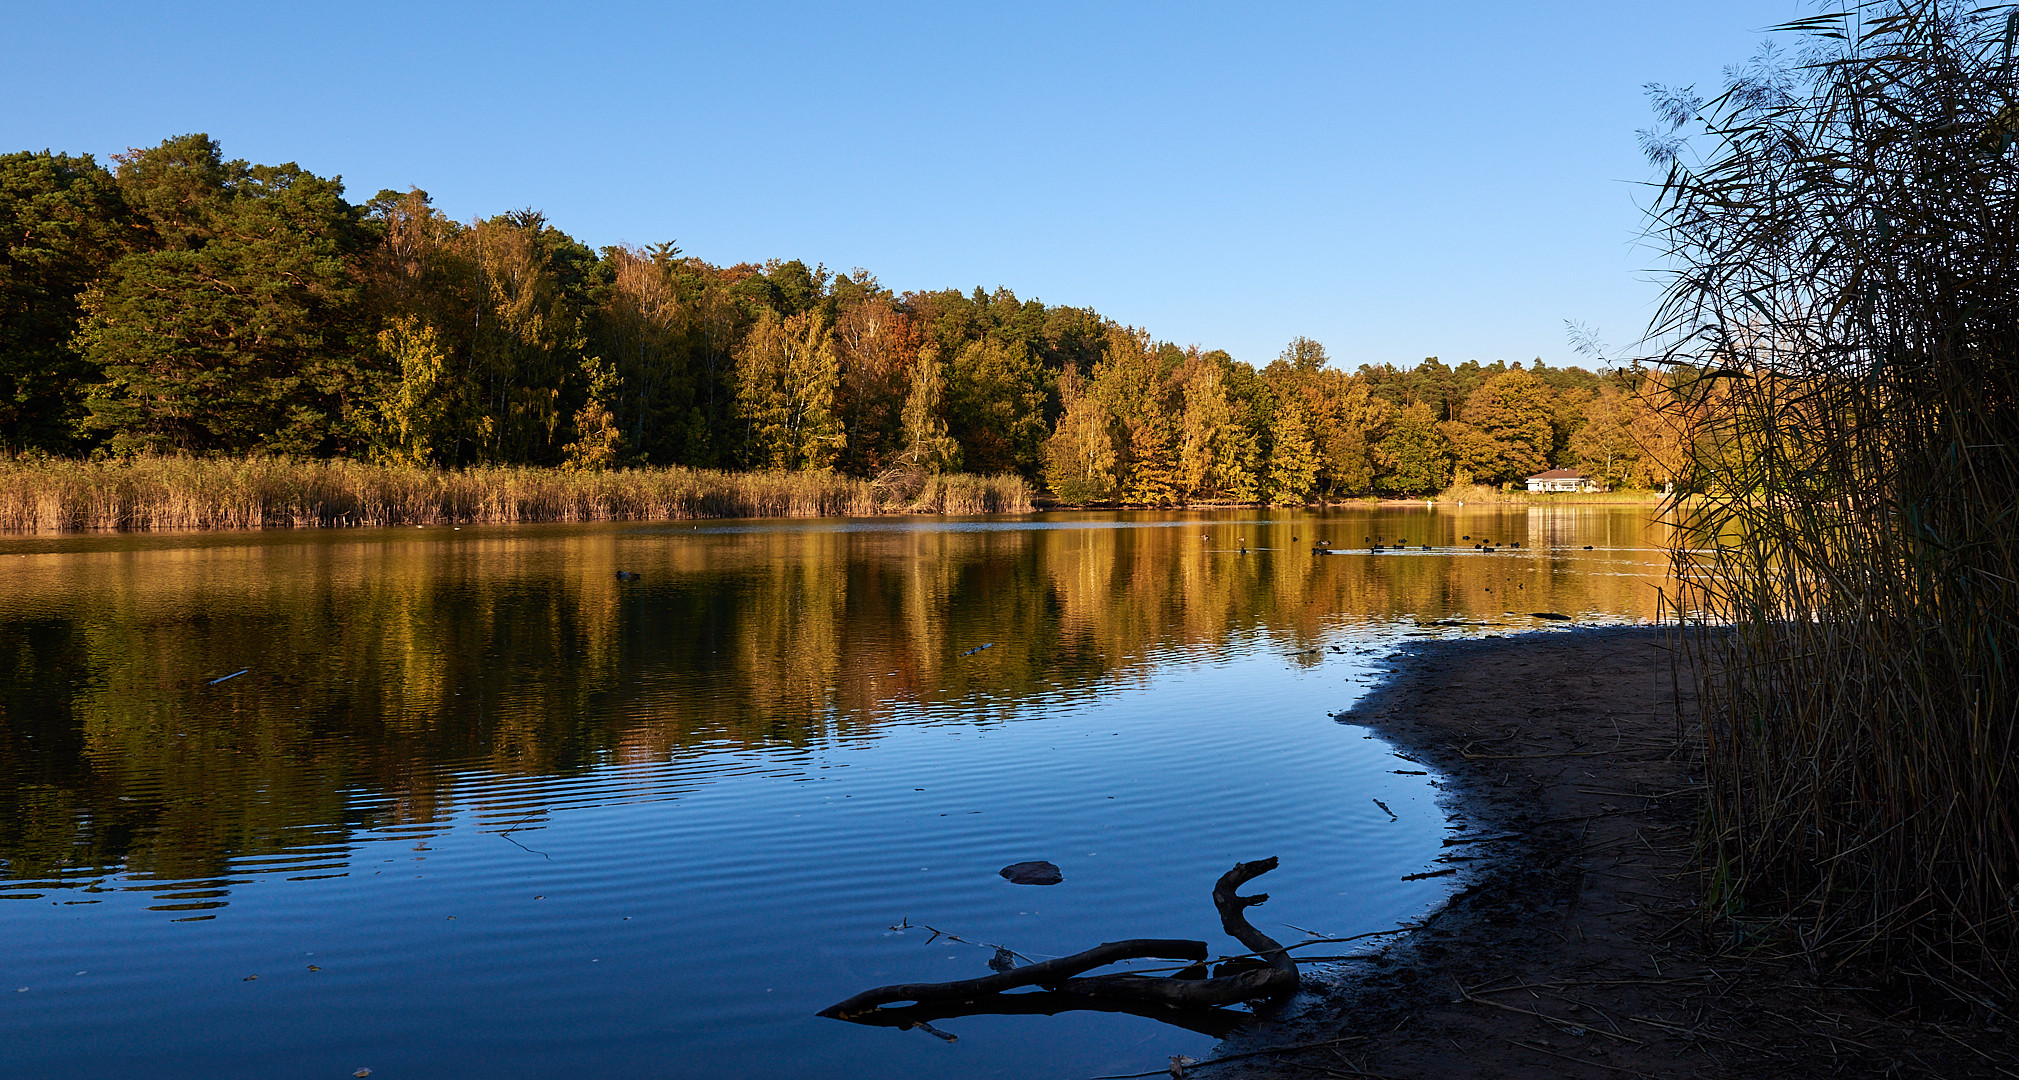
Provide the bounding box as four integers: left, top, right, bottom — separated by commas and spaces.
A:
1210, 627, 2007, 1080
1031, 490, 1668, 512
0, 456, 1664, 533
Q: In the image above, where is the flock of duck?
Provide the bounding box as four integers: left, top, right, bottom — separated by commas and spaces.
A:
1214, 533, 1597, 556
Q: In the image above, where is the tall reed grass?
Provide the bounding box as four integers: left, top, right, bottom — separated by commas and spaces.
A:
0, 457, 1032, 532
1649, 3, 2019, 1008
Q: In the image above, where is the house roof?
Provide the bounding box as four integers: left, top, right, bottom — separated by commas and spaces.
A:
1526, 469, 1590, 481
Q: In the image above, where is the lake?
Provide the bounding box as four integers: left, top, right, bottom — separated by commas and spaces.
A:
0, 506, 1669, 1079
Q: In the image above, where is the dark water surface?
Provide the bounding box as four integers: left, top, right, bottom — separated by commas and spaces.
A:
0, 507, 1668, 1079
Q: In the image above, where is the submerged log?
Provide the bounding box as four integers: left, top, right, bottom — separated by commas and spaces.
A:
817, 858, 1299, 1030
836, 987, 1251, 1039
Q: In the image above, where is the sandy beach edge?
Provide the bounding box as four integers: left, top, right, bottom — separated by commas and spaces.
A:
1194, 625, 2005, 1080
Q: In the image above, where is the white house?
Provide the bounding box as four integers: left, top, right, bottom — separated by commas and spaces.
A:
1525, 468, 1599, 493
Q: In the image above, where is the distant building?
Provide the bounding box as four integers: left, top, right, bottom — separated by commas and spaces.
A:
1526, 468, 1599, 493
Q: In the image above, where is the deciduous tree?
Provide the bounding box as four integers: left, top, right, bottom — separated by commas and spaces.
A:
1375, 401, 1452, 494
735, 309, 843, 470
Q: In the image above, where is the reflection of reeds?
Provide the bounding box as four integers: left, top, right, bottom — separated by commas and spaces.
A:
1651, 5, 2019, 1003
0, 457, 1033, 532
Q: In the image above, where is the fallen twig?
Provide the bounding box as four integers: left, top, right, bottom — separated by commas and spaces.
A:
1453, 979, 1644, 1044
1079, 1035, 1371, 1080
1506, 1038, 1660, 1078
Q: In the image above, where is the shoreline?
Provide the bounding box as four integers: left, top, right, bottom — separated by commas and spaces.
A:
1030, 493, 1666, 512
1204, 627, 2006, 1079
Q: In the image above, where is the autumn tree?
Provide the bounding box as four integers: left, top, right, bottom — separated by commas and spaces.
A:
357, 189, 483, 465
1452, 367, 1555, 483
368, 316, 457, 466
1176, 351, 1257, 500
1042, 365, 1118, 502
12, 130, 1672, 493
1265, 400, 1319, 504
1375, 401, 1453, 494
830, 280, 918, 474
1569, 383, 1639, 487
1265, 336, 1381, 496
735, 309, 843, 470
895, 345, 961, 473
460, 211, 604, 465
594, 243, 692, 464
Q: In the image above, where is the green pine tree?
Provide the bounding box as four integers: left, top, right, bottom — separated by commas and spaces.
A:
0, 150, 136, 453
75, 136, 365, 455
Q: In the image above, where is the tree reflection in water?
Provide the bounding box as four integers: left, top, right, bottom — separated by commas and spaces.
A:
0, 508, 1670, 902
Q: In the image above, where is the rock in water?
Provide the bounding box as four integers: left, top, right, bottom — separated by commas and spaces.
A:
999, 860, 1063, 886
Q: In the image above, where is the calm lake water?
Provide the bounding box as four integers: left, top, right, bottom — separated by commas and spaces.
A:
0, 506, 1669, 1079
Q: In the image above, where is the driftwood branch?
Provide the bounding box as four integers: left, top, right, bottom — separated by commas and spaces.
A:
817, 939, 1208, 1019
1211, 856, 1299, 995
818, 858, 1300, 1032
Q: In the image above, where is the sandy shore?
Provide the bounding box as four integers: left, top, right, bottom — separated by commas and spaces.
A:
1199, 627, 2008, 1079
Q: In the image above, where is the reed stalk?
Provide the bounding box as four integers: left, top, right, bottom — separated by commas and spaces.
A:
1649, 1, 2019, 1008
0, 457, 1032, 532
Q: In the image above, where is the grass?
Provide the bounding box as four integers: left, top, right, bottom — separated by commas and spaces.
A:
0, 457, 1033, 532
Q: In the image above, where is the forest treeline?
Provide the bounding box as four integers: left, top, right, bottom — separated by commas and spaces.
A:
3, 134, 1685, 501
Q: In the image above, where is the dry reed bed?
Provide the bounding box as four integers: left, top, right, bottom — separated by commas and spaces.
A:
1434, 482, 1664, 505
0, 458, 1032, 532
1650, 4, 2019, 1010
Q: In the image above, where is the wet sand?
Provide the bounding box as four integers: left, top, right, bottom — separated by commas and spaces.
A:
1204, 627, 2007, 1079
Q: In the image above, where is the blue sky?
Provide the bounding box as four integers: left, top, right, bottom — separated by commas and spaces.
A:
6, 1, 1802, 370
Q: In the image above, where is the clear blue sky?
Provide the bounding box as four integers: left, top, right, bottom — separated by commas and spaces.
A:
5, 1, 1802, 370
